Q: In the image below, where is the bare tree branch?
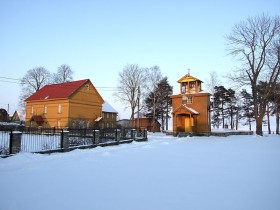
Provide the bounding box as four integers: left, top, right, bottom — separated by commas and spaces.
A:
225, 14, 280, 135
115, 64, 147, 121
53, 64, 74, 83
19, 67, 51, 109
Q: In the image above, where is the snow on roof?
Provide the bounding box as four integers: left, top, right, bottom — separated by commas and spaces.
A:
102, 101, 118, 113
95, 117, 102, 122
172, 104, 199, 114
182, 104, 199, 114
173, 91, 210, 95
15, 110, 25, 121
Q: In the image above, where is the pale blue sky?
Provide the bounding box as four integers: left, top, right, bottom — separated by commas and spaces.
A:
0, 0, 279, 118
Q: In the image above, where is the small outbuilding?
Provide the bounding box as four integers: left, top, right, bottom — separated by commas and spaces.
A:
117, 118, 161, 132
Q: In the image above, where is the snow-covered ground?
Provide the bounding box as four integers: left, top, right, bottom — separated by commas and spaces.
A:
0, 132, 279, 210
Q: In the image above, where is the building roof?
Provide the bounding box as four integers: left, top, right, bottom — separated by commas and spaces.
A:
171, 91, 210, 97
11, 110, 25, 121
31, 115, 44, 122
102, 101, 118, 113
25, 79, 89, 101
95, 117, 102, 122
182, 104, 199, 114
177, 74, 203, 83
173, 104, 199, 115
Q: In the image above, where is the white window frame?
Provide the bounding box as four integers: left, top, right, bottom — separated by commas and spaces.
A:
58, 104, 62, 113
187, 97, 193, 104
181, 86, 186, 93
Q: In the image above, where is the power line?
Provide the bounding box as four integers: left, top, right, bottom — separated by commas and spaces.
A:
0, 76, 121, 92
0, 76, 21, 81
0, 76, 21, 84
0, 80, 19, 84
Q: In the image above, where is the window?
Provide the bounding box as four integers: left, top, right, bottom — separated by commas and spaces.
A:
57, 120, 61, 128
31, 106, 34, 114
190, 82, 196, 92
44, 105, 47, 114
190, 82, 195, 88
79, 121, 84, 128
58, 104, 62, 113
107, 113, 109, 119
187, 97, 193, 104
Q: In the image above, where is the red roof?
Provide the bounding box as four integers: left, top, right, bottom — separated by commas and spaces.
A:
25, 79, 88, 101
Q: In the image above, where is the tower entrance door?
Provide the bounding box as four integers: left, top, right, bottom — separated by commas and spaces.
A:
184, 115, 194, 132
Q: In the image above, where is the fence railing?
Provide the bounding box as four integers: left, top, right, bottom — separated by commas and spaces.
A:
0, 127, 148, 156
0, 130, 11, 155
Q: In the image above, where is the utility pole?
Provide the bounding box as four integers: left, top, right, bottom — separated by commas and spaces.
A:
137, 85, 140, 129
7, 104, 10, 121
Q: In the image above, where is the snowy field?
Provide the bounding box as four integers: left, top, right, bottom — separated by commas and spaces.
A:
0, 132, 280, 210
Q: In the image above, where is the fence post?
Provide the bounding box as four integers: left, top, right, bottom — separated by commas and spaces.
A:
61, 130, 69, 149
144, 129, 148, 140
9, 131, 22, 154
84, 128, 86, 138
94, 130, 100, 144
131, 129, 136, 141
115, 129, 121, 143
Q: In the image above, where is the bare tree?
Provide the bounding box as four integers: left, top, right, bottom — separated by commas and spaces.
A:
205, 71, 221, 95
21, 67, 51, 92
146, 66, 162, 131
19, 67, 51, 109
53, 64, 73, 83
226, 14, 280, 135
115, 64, 147, 124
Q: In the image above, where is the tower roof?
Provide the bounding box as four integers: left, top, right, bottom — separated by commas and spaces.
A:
177, 74, 203, 83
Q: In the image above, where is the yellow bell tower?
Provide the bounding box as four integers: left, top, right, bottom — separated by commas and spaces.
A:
171, 70, 211, 134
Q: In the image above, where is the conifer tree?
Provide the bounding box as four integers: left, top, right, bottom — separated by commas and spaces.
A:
225, 88, 237, 129
144, 77, 173, 131
212, 86, 228, 128
271, 83, 280, 134
240, 89, 255, 131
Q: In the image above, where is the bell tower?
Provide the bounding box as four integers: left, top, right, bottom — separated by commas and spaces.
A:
170, 70, 211, 134
178, 69, 202, 94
